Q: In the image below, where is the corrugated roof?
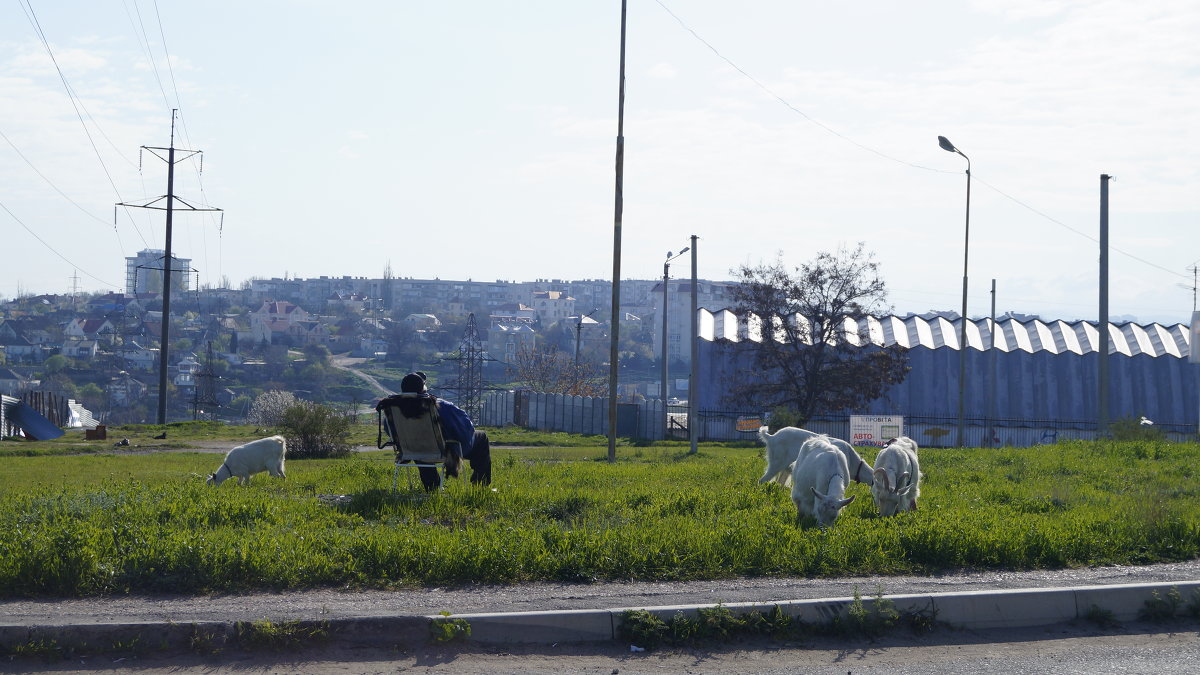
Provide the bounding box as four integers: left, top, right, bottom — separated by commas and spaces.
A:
698, 311, 1190, 358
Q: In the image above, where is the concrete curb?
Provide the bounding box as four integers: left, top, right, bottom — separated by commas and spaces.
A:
2, 581, 1197, 652
450, 580, 1200, 644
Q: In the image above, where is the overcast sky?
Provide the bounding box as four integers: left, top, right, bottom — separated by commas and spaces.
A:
2, 1, 1197, 325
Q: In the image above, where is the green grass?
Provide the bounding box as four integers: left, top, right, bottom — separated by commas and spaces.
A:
0, 436, 1197, 599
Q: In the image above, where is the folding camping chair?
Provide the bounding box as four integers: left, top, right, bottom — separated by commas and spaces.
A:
375, 393, 454, 491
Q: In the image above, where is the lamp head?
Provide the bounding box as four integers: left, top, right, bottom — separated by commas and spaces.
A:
938, 136, 957, 153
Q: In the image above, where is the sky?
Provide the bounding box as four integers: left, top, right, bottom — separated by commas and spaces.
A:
1, 0, 1197, 325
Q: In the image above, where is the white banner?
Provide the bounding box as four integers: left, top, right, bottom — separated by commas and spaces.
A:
849, 415, 904, 447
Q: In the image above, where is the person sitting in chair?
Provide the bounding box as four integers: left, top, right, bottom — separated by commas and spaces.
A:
398, 371, 492, 490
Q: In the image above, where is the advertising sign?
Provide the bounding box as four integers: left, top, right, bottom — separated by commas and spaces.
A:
849, 415, 904, 447
736, 415, 765, 432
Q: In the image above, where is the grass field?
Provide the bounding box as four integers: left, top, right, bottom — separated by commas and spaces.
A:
1, 429, 1197, 599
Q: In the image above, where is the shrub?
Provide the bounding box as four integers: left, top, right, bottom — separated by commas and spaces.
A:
247, 390, 297, 427
279, 401, 351, 459
1110, 415, 1165, 442
767, 406, 801, 431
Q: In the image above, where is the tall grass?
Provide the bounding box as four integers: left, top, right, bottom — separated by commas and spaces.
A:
0, 439, 1197, 598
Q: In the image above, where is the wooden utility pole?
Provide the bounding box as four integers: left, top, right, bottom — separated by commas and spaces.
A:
606, 0, 627, 463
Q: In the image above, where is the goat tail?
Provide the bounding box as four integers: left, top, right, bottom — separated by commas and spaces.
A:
757, 425, 772, 445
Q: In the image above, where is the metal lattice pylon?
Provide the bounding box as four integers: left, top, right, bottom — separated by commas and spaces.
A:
191, 341, 221, 421
454, 313, 484, 421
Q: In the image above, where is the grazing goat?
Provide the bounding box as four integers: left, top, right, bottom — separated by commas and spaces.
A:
207, 435, 287, 486
758, 426, 873, 487
871, 436, 921, 516
791, 436, 856, 527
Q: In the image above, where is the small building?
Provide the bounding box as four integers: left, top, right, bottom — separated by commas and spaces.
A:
404, 313, 442, 331
62, 338, 99, 360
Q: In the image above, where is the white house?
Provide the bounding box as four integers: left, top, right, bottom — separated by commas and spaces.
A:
530, 291, 575, 324
62, 338, 99, 360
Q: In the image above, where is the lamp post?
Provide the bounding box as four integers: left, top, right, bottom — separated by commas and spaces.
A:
575, 308, 599, 365
938, 135, 971, 448
661, 248, 690, 408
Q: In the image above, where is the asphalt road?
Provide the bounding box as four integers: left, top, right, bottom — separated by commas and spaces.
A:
5, 620, 1199, 674
5, 560, 1199, 626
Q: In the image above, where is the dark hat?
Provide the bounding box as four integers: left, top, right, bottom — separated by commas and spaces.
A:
400, 371, 428, 393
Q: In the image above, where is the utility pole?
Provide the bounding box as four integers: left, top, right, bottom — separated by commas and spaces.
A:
606, 0, 628, 463
688, 235, 699, 455
118, 110, 221, 424
68, 270, 80, 311
1098, 174, 1111, 438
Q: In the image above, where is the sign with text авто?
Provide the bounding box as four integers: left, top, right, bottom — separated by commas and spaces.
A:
849, 415, 904, 447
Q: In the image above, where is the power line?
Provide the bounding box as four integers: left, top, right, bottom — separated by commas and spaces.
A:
19, 0, 150, 250
123, 0, 172, 110
1, 199, 119, 288
973, 177, 1190, 281
654, 0, 1192, 283
149, 0, 224, 290
0, 126, 126, 253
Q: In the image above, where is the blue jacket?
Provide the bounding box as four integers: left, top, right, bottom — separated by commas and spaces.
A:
436, 398, 477, 457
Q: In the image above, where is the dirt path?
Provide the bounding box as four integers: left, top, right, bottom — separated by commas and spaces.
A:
330, 353, 393, 398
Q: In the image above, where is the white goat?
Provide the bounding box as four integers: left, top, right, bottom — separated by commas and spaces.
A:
758, 426, 873, 487
790, 436, 856, 527
870, 436, 921, 516
207, 435, 287, 486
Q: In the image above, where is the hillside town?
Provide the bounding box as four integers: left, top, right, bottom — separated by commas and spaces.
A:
0, 249, 738, 424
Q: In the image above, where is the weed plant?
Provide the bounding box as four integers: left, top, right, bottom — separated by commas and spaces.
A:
0, 439, 1197, 598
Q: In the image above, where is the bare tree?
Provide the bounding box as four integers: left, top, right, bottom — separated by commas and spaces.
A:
728, 243, 909, 424
508, 344, 605, 397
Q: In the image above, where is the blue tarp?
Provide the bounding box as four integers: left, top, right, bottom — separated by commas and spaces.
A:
8, 401, 65, 440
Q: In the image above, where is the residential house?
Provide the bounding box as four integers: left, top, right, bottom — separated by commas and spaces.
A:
245, 300, 326, 346
0, 368, 35, 396
326, 291, 368, 313
106, 373, 148, 406
0, 333, 43, 363
488, 303, 536, 325
62, 338, 99, 360
530, 291, 575, 324
487, 322, 537, 365
64, 318, 117, 346
120, 342, 159, 371
173, 354, 202, 389
403, 313, 441, 331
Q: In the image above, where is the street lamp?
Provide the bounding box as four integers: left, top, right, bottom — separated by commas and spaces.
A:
574, 308, 599, 365
938, 135, 971, 448
661, 247, 690, 409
